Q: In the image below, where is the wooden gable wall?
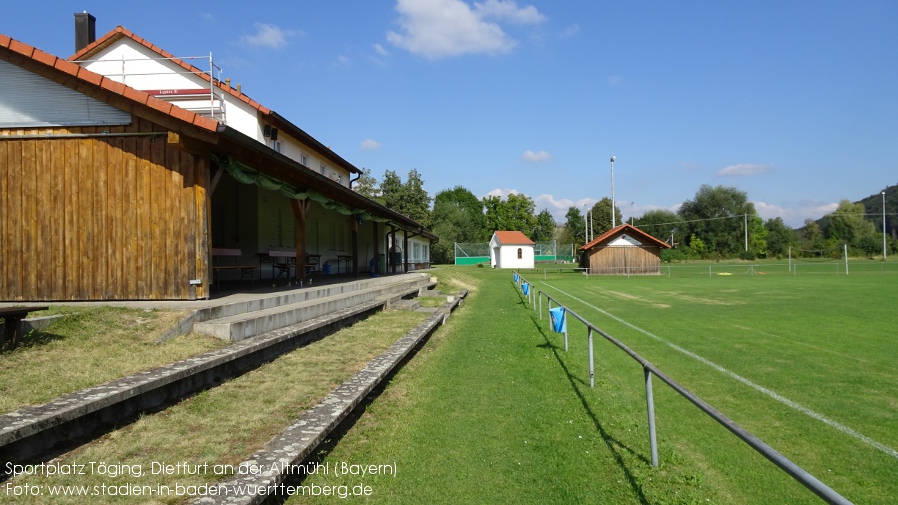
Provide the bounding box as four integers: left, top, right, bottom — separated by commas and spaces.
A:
0, 116, 210, 300
585, 245, 662, 275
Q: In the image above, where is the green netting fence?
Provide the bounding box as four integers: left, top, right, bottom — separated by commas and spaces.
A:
454, 241, 575, 265
454, 242, 491, 265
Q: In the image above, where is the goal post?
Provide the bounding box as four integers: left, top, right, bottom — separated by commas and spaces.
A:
789, 244, 849, 275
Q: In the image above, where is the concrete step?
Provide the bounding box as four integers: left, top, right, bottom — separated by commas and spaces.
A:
194, 274, 434, 341
391, 299, 421, 311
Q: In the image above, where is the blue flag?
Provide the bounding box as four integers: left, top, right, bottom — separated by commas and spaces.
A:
522, 282, 530, 295
513, 273, 519, 283
549, 307, 566, 333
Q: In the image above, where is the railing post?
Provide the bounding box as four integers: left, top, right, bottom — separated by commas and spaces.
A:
563, 309, 569, 352
588, 327, 595, 388
645, 367, 659, 467
538, 291, 542, 320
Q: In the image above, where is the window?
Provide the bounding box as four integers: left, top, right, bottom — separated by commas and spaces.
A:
517, 248, 523, 259
320, 163, 327, 175
300, 153, 308, 167
273, 141, 281, 153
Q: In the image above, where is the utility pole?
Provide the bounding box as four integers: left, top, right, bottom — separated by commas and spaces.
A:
610, 156, 616, 228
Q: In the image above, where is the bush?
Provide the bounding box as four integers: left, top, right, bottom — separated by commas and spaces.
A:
660, 248, 689, 263
739, 250, 757, 261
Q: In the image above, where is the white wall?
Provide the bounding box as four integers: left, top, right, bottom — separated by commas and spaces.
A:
78, 38, 351, 187
497, 245, 534, 269
490, 239, 534, 269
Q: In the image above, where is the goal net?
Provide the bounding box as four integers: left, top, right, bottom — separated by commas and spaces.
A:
789, 244, 849, 274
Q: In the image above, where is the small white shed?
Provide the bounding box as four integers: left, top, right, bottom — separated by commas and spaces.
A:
490, 231, 535, 269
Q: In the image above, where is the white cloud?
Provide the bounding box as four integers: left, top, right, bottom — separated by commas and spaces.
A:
239, 23, 299, 49
753, 200, 838, 228
522, 149, 551, 162
361, 139, 382, 150
475, 0, 547, 24
387, 0, 546, 59
534, 194, 591, 221
606, 75, 622, 86
374, 43, 389, 56
334, 55, 351, 67
561, 23, 580, 38
483, 188, 520, 199
715, 163, 774, 177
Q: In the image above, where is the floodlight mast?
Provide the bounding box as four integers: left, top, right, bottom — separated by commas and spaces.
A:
882, 191, 886, 261
610, 156, 616, 228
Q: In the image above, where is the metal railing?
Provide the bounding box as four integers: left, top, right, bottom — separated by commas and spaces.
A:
72, 53, 226, 123
512, 271, 853, 505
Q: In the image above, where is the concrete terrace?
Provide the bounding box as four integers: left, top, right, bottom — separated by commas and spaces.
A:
0, 272, 467, 505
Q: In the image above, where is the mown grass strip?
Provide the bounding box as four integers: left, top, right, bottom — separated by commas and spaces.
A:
295, 267, 718, 505
0, 307, 225, 414
537, 270, 897, 504
3, 309, 427, 505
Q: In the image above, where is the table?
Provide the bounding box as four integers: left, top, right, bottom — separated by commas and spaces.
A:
259, 250, 297, 279
305, 254, 322, 278
1, 306, 49, 349
336, 255, 353, 274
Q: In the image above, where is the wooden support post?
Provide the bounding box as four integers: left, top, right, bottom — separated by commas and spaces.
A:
404, 231, 409, 273
290, 199, 310, 281
372, 220, 380, 276
390, 225, 397, 274
351, 216, 358, 278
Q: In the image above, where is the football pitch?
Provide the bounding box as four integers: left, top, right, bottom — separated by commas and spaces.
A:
529, 263, 897, 503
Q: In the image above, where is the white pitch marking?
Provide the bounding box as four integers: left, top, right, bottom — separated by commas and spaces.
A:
544, 282, 898, 460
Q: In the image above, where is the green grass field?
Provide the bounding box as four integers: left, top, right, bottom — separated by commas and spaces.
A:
529, 264, 897, 503
299, 264, 896, 505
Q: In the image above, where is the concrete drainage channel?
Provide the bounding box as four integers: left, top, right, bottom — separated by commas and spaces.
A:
0, 274, 457, 478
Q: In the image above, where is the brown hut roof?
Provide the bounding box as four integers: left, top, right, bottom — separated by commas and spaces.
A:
579, 224, 671, 251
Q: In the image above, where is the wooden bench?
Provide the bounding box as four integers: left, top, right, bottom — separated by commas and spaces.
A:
211, 248, 258, 290
0, 306, 49, 349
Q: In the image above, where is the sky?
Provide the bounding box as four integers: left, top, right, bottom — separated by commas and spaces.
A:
4, 1, 897, 228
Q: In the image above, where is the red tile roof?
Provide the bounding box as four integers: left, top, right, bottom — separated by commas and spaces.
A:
67, 25, 360, 175
0, 32, 220, 132
579, 224, 671, 251
492, 231, 535, 245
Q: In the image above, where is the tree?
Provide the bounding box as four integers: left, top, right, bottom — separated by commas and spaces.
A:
678, 185, 756, 257
352, 167, 379, 199
564, 206, 585, 248
430, 186, 488, 264
379, 169, 432, 227
820, 200, 876, 253
764, 217, 795, 258
797, 218, 824, 252
532, 209, 556, 242
633, 209, 681, 246
689, 234, 706, 258
482, 193, 536, 235
588, 197, 622, 238
378, 170, 403, 208
402, 169, 432, 227
747, 215, 767, 258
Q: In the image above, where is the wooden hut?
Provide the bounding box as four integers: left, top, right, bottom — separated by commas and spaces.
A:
579, 224, 670, 275
0, 24, 436, 301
